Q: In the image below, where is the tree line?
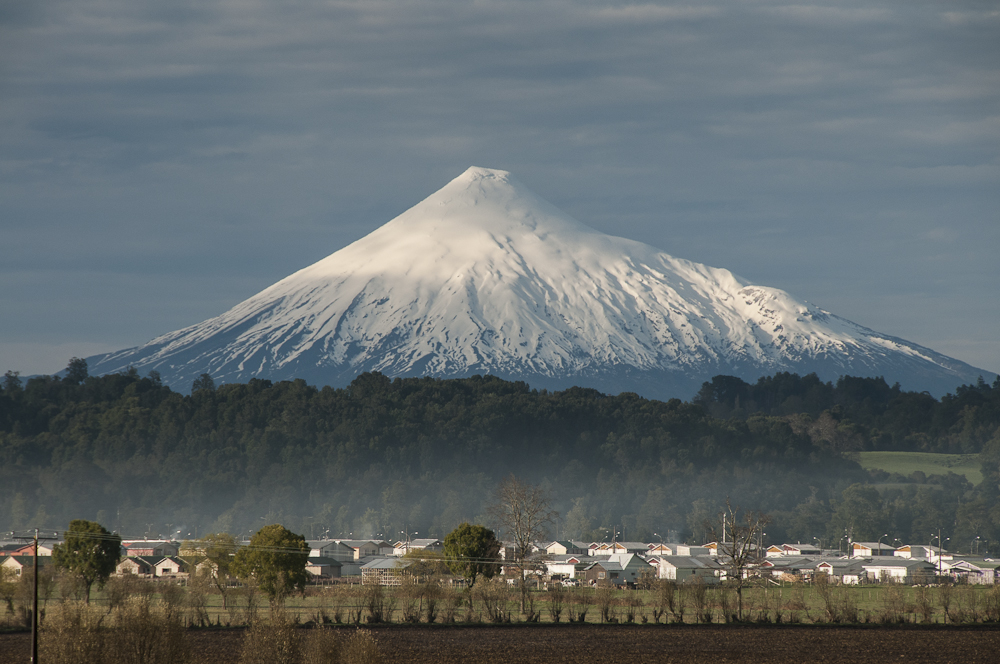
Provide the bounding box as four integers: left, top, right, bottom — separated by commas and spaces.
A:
1, 361, 999, 552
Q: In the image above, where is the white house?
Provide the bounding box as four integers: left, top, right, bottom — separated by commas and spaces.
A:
767, 543, 822, 557
393, 538, 443, 557
894, 544, 935, 559
851, 542, 895, 557
815, 559, 867, 585
305, 557, 343, 579
861, 559, 936, 584
652, 556, 721, 584
310, 539, 381, 562
153, 556, 187, 578
760, 556, 819, 581
339, 540, 381, 560
604, 553, 654, 584
116, 556, 158, 576
545, 541, 587, 556
1, 555, 52, 577
542, 555, 593, 580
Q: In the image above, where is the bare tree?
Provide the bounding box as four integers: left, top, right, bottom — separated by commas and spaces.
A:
487, 475, 557, 615
712, 498, 770, 621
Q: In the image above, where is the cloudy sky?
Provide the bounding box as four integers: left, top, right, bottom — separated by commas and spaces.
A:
2, 0, 998, 379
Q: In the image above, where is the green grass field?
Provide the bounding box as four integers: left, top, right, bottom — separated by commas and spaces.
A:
858, 451, 982, 486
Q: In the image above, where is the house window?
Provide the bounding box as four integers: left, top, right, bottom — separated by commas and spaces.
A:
598, 572, 606, 579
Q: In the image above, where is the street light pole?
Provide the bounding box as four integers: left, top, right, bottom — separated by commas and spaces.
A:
930, 529, 950, 578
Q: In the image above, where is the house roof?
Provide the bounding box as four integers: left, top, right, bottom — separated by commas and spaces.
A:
584, 560, 623, 572
153, 556, 186, 568
816, 559, 865, 571
2, 555, 52, 568
861, 559, 935, 569
546, 554, 595, 563
361, 558, 412, 570
782, 544, 821, 552
762, 556, 818, 570
123, 540, 176, 548
606, 553, 653, 568
656, 556, 722, 570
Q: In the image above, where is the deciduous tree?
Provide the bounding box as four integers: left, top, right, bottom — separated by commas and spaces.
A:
231, 524, 309, 608
52, 520, 121, 604
443, 522, 501, 590
190, 533, 239, 609
713, 498, 770, 621
487, 475, 556, 614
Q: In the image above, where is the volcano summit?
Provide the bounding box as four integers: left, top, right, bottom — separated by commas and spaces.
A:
87, 167, 991, 398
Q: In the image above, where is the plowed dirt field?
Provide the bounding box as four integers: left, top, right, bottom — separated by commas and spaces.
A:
3, 623, 998, 663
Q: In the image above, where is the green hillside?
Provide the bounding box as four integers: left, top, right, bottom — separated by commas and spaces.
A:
858, 451, 983, 486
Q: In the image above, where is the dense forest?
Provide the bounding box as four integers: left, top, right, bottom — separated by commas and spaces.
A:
2, 363, 999, 554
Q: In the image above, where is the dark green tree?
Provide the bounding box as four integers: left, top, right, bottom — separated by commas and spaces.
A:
443, 522, 501, 589
2, 370, 21, 393
191, 373, 215, 393
827, 484, 890, 544
232, 524, 309, 607
52, 519, 121, 603
64, 358, 88, 385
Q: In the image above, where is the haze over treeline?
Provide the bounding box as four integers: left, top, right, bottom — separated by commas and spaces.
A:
2, 366, 999, 552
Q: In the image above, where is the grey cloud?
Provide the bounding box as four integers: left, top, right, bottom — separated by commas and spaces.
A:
0, 0, 996, 376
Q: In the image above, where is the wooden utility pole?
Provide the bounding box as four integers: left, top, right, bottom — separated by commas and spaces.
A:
31, 530, 38, 664
13, 529, 58, 664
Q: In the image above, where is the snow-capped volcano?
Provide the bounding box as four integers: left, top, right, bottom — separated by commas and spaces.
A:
88, 167, 990, 397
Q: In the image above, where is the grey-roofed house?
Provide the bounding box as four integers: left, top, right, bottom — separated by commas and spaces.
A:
393, 538, 443, 557
815, 559, 867, 584
306, 556, 343, 579
581, 559, 625, 586
760, 555, 819, 581
116, 556, 160, 577
861, 558, 936, 584
582, 553, 652, 586
851, 542, 895, 557
652, 556, 721, 584
942, 558, 999, 585
894, 544, 935, 559
768, 543, 822, 557
542, 554, 594, 580
545, 541, 587, 556
1, 555, 52, 577
153, 556, 187, 578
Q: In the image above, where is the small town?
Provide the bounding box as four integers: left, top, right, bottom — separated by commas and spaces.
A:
4, 531, 998, 591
